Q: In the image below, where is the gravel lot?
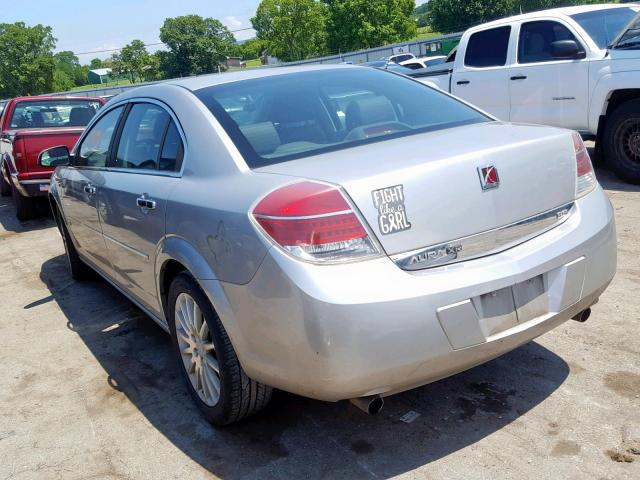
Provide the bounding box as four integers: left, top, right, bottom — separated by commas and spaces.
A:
0, 165, 639, 480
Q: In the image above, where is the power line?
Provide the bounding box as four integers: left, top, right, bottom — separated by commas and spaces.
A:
71, 26, 256, 56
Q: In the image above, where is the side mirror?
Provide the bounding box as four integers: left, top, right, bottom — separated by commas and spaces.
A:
551, 40, 584, 60
39, 145, 71, 167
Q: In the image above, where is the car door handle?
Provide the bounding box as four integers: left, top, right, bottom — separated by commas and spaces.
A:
136, 197, 156, 210
83, 184, 96, 195
511, 75, 527, 81
456, 80, 470, 85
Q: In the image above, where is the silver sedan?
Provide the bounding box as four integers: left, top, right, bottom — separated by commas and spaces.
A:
45, 65, 616, 425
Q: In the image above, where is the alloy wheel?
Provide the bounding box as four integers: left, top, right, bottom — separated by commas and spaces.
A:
174, 292, 221, 406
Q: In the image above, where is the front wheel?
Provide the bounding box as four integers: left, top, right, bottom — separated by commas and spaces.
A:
0, 171, 10, 197
603, 99, 640, 185
57, 212, 92, 281
168, 273, 272, 426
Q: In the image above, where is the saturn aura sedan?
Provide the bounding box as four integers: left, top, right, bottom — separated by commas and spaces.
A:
43, 65, 616, 425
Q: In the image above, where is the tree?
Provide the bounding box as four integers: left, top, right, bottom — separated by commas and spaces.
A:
111, 39, 151, 83
159, 15, 236, 77
89, 58, 104, 70
252, 0, 328, 62
0, 22, 56, 97
53, 50, 87, 87
426, 0, 618, 33
240, 38, 267, 60
324, 0, 417, 53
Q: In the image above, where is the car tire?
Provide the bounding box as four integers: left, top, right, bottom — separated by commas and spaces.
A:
0, 171, 10, 197
168, 272, 272, 426
603, 98, 640, 185
57, 212, 92, 281
11, 183, 36, 221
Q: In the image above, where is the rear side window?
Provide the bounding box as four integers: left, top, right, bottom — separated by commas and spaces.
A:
519, 21, 583, 63
465, 26, 511, 67
76, 106, 124, 168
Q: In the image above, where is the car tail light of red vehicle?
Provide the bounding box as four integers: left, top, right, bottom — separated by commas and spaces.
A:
573, 132, 597, 199
252, 181, 380, 263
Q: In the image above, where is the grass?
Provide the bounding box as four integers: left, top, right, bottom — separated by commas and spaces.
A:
244, 58, 263, 68
415, 27, 443, 41
70, 79, 132, 91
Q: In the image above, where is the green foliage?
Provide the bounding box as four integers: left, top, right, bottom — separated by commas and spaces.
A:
0, 22, 56, 97
240, 38, 267, 61
159, 15, 236, 77
426, 0, 620, 33
111, 39, 153, 83
252, 0, 329, 62
324, 0, 417, 52
89, 58, 103, 70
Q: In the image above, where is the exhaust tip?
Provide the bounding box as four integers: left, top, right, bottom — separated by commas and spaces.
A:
350, 395, 384, 415
572, 308, 591, 323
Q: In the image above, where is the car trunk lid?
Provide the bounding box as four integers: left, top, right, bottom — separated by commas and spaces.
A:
255, 122, 577, 265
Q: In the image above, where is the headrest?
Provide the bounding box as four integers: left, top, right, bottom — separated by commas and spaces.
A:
346, 96, 397, 132
240, 122, 281, 156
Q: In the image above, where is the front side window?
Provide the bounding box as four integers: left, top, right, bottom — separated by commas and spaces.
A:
465, 26, 511, 68
114, 103, 184, 172
10, 99, 101, 129
76, 106, 124, 168
571, 7, 639, 49
195, 68, 488, 168
519, 21, 583, 63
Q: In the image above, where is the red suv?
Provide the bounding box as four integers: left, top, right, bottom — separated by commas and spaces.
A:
0, 96, 105, 220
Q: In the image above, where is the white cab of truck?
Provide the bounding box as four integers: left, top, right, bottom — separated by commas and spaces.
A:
417, 4, 640, 184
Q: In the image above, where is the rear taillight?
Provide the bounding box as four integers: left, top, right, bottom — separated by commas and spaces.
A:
573, 132, 596, 198
252, 181, 380, 263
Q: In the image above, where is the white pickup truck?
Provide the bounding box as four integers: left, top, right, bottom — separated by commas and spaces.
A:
415, 4, 640, 184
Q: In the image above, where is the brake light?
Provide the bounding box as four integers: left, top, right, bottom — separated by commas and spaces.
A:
252, 181, 380, 263
573, 132, 596, 198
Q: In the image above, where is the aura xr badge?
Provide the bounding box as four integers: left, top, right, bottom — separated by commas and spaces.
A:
478, 165, 500, 190
371, 185, 412, 235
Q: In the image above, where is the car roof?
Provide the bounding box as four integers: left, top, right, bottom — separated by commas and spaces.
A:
10, 96, 104, 102
467, 3, 637, 32
166, 64, 359, 92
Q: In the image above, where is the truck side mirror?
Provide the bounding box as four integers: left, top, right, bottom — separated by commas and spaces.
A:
551, 40, 584, 60
39, 145, 71, 167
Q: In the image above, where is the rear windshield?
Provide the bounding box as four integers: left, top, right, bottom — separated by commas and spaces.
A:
10, 99, 102, 129
194, 68, 488, 168
571, 7, 639, 49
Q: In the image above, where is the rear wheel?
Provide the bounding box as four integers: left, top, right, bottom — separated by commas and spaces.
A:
0, 171, 10, 197
56, 210, 92, 281
11, 184, 36, 221
168, 273, 272, 426
603, 99, 640, 185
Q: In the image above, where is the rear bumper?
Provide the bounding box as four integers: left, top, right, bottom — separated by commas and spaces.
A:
14, 178, 51, 197
216, 186, 617, 401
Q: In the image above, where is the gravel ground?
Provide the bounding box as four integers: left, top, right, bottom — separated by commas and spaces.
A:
0, 166, 638, 480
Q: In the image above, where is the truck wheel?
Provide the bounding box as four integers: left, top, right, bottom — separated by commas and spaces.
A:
167, 273, 272, 426
11, 184, 36, 221
57, 212, 92, 281
603, 99, 640, 185
0, 173, 10, 197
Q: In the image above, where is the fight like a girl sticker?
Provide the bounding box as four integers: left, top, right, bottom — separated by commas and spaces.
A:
371, 185, 412, 235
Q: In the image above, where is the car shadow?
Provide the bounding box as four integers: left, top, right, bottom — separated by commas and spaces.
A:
0, 194, 53, 234
595, 166, 640, 193
39, 254, 571, 479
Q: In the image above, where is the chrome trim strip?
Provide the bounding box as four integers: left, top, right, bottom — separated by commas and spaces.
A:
392, 202, 575, 271
253, 210, 353, 221
19, 179, 50, 185
103, 233, 150, 260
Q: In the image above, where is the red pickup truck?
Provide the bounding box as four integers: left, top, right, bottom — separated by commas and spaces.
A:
0, 96, 105, 220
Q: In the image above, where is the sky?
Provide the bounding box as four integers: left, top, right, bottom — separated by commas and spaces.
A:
9, 1, 426, 63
